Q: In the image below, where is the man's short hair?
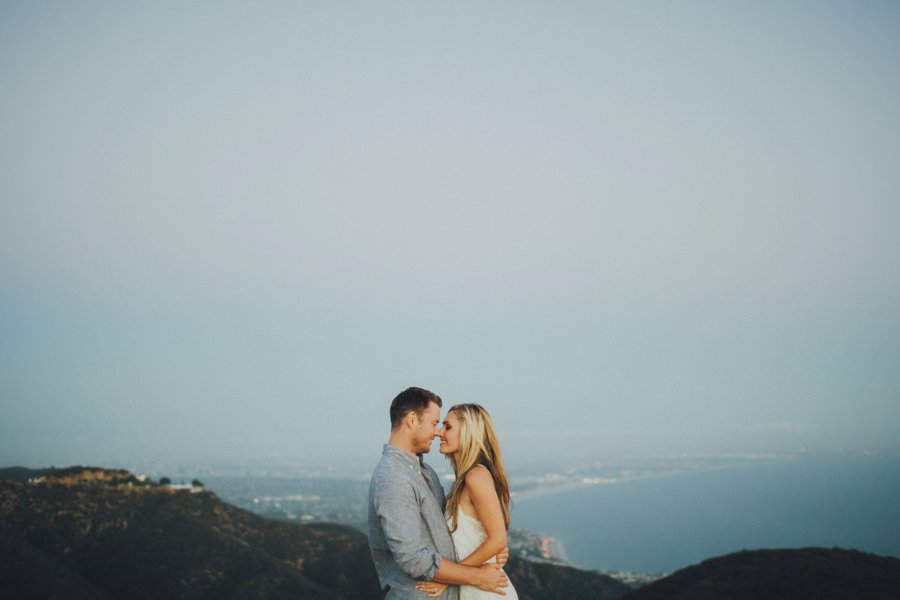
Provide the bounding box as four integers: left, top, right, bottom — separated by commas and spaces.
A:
390, 387, 442, 429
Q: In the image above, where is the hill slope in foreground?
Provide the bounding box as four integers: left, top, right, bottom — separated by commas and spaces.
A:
3, 466, 898, 599
622, 546, 900, 600
0, 466, 627, 599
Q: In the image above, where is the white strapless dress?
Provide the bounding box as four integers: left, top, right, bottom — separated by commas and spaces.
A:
448, 509, 518, 599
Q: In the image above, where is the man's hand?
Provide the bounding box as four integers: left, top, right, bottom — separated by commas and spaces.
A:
415, 581, 449, 597
473, 563, 508, 595
495, 546, 510, 567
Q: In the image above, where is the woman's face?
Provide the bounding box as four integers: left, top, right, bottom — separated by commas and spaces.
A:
439, 410, 461, 455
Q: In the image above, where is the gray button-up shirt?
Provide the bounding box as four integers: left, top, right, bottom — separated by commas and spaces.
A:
368, 444, 459, 599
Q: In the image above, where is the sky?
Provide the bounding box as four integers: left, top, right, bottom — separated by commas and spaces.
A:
2, 2, 899, 468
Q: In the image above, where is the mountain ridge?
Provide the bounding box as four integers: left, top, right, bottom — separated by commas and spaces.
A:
622, 546, 900, 600
0, 466, 629, 599
3, 466, 899, 599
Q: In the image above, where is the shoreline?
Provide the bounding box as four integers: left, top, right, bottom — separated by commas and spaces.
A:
509, 452, 817, 504
511, 466, 738, 504
511, 453, 900, 573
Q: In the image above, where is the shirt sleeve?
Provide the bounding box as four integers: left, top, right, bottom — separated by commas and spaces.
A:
373, 478, 443, 580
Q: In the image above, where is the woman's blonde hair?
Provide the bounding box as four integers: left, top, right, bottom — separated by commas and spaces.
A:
445, 403, 511, 533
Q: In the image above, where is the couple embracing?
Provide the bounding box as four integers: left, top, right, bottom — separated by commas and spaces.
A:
368, 387, 519, 599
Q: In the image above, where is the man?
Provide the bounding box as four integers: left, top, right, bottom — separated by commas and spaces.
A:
368, 387, 509, 598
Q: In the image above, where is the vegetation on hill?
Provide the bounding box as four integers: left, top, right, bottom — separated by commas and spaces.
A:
622, 547, 900, 600
1, 467, 380, 599
3, 466, 898, 599
1, 466, 629, 599
506, 556, 631, 599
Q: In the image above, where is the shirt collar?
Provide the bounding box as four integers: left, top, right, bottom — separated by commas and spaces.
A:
383, 443, 424, 471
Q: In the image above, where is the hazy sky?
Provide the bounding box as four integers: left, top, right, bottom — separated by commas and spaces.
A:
2, 2, 898, 466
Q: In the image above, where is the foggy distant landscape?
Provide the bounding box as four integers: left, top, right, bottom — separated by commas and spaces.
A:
2, 2, 899, 596
36, 441, 894, 577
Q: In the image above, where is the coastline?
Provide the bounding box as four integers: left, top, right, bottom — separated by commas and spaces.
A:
509, 456, 795, 504
510, 452, 900, 573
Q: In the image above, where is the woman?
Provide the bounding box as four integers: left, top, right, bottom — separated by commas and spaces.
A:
416, 404, 519, 599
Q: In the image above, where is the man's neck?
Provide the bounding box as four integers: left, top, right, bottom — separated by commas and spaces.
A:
387, 433, 418, 456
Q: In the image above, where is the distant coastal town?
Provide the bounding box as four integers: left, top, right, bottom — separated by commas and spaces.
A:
104, 452, 796, 586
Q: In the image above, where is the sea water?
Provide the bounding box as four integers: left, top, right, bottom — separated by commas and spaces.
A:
512, 453, 900, 573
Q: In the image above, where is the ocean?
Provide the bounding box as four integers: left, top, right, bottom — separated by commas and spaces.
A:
511, 452, 900, 573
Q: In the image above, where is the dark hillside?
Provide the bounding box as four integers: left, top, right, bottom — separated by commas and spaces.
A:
6, 467, 899, 599
0, 466, 628, 599
0, 466, 67, 483
0, 470, 378, 599
623, 547, 900, 600
506, 557, 631, 600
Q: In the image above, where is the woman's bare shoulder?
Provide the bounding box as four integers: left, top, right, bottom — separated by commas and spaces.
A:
464, 464, 494, 488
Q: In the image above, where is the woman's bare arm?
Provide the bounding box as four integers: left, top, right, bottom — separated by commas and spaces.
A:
456, 466, 508, 567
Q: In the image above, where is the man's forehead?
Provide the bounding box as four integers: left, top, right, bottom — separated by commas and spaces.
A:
425, 402, 441, 419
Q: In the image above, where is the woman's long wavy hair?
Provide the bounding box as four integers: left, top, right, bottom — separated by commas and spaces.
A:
444, 403, 511, 533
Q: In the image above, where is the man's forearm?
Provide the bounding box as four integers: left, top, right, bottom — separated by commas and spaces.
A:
428, 555, 508, 595
430, 558, 484, 585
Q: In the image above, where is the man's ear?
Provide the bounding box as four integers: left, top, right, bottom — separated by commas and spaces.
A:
405, 410, 418, 430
